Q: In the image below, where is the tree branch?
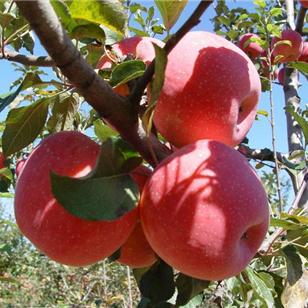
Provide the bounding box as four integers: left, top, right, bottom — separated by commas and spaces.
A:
15, 0, 171, 166
0, 50, 55, 66
238, 145, 284, 162
129, 0, 214, 107
295, 6, 307, 34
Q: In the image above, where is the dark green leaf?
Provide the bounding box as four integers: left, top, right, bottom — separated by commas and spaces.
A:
2, 99, 49, 156
70, 24, 105, 42
67, 0, 126, 36
140, 261, 175, 303
50, 172, 139, 221
0, 83, 23, 113
282, 245, 303, 285
154, 0, 188, 30
109, 60, 146, 87
175, 273, 210, 306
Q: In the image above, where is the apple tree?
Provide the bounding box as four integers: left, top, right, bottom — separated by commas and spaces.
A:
0, 0, 307, 307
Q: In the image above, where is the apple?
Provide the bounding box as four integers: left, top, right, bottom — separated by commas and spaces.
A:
237, 33, 264, 58
14, 131, 138, 266
278, 67, 285, 85
15, 158, 27, 177
140, 139, 269, 281
118, 165, 157, 268
0, 152, 4, 170
299, 41, 308, 62
97, 36, 164, 96
271, 30, 303, 63
153, 31, 261, 148
299, 0, 308, 9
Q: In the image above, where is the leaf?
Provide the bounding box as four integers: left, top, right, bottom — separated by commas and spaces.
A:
285, 106, 308, 144
0, 192, 14, 198
139, 261, 175, 303
175, 273, 210, 306
2, 99, 49, 156
281, 270, 308, 308
0, 83, 23, 113
246, 267, 275, 308
257, 110, 269, 117
47, 93, 79, 133
270, 218, 301, 230
149, 44, 167, 105
67, 0, 126, 36
281, 213, 308, 225
180, 294, 204, 308
109, 60, 146, 87
155, 0, 188, 30
254, 0, 266, 8
70, 24, 105, 42
51, 0, 77, 32
93, 119, 117, 141
282, 245, 303, 285
51, 172, 139, 221
288, 61, 308, 77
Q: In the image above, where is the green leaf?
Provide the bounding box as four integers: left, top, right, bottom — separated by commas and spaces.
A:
282, 245, 303, 285
109, 60, 146, 87
285, 106, 308, 144
70, 24, 105, 42
288, 61, 308, 77
175, 273, 210, 306
0, 167, 13, 181
150, 44, 167, 105
47, 93, 79, 133
155, 0, 187, 30
281, 213, 308, 225
67, 0, 126, 36
0, 83, 23, 113
257, 110, 269, 117
246, 267, 275, 308
271, 218, 301, 230
93, 119, 117, 141
0, 192, 14, 198
51, 0, 77, 32
254, 0, 266, 8
2, 99, 49, 156
270, 7, 283, 17
50, 172, 139, 221
139, 261, 175, 303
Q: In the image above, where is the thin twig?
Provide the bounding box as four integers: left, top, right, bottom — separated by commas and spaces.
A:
129, 0, 214, 108
295, 6, 307, 34
259, 169, 308, 254
126, 266, 133, 308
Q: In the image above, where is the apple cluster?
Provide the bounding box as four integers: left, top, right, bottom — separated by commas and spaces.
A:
237, 28, 307, 85
15, 31, 270, 281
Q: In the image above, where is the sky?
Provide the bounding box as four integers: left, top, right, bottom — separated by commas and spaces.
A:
0, 1, 307, 214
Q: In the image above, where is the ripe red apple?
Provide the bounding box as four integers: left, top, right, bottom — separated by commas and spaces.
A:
237, 33, 264, 58
14, 131, 138, 266
15, 158, 27, 177
299, 0, 308, 9
271, 30, 303, 63
278, 67, 285, 85
299, 41, 308, 62
0, 152, 4, 170
153, 31, 261, 148
97, 36, 164, 96
140, 139, 269, 281
118, 165, 157, 268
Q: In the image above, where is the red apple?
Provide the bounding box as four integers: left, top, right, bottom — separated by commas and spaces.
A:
140, 139, 269, 281
299, 41, 308, 62
153, 31, 261, 148
97, 36, 164, 96
271, 30, 303, 63
15, 158, 26, 177
299, 0, 308, 9
278, 67, 285, 85
237, 33, 264, 58
14, 131, 138, 266
118, 165, 157, 268
0, 152, 4, 170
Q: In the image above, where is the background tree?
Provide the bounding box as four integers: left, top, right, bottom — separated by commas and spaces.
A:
0, 0, 307, 307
